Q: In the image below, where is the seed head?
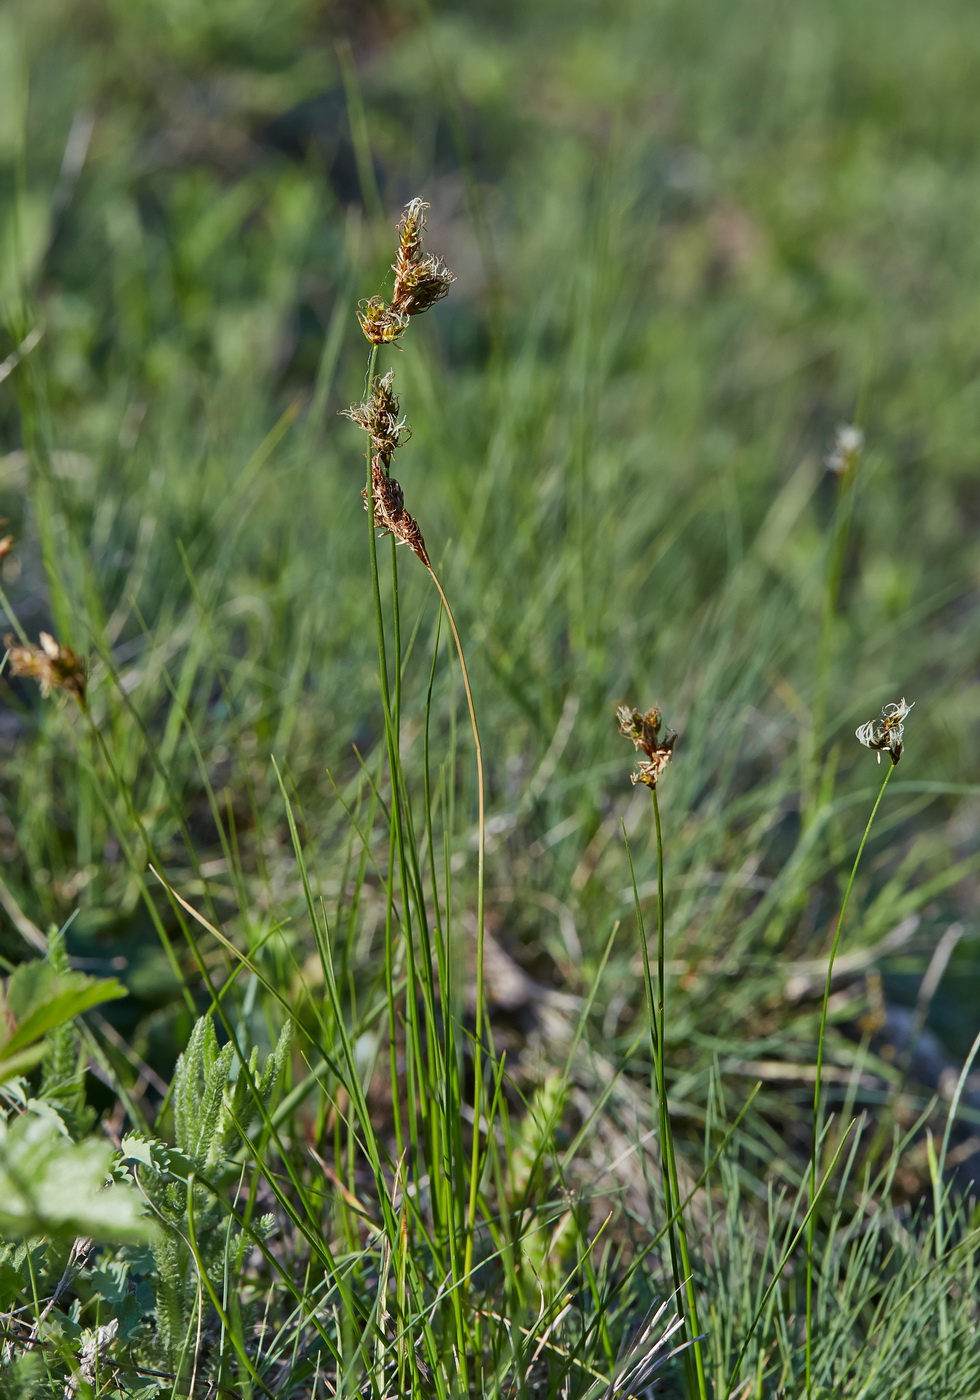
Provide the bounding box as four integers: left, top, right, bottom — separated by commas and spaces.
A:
855, 697, 913, 765
5, 631, 87, 709
390, 198, 455, 318
826, 424, 864, 475
357, 295, 409, 346
363, 461, 430, 568
391, 254, 455, 317
342, 371, 408, 463
394, 198, 428, 273
357, 199, 454, 344
617, 703, 676, 789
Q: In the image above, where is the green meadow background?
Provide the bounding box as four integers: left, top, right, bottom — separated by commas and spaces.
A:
2, 0, 980, 1394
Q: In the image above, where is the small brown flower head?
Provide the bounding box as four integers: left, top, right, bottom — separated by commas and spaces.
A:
342, 372, 408, 466
855, 697, 913, 765
357, 199, 454, 345
357, 295, 409, 346
390, 199, 455, 318
0, 525, 13, 560
363, 462, 430, 568
391, 254, 455, 317
5, 631, 86, 709
617, 704, 676, 789
394, 198, 428, 272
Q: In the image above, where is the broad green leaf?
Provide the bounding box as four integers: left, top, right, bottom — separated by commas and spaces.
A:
0, 1112, 157, 1244
0, 1042, 49, 1084
2, 962, 127, 1057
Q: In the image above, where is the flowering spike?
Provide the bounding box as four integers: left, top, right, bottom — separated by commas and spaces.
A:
356, 198, 454, 345
342, 372, 408, 464
391, 254, 455, 317
390, 199, 455, 318
826, 424, 864, 475
5, 632, 87, 709
363, 461, 430, 567
394, 199, 428, 274
617, 704, 676, 788
357, 296, 409, 346
855, 697, 913, 765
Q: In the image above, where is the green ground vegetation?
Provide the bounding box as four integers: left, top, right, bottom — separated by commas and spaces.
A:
1, 0, 980, 1395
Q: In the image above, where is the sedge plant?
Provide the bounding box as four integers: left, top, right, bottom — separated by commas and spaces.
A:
803, 696, 913, 1396
343, 197, 498, 1388
618, 703, 708, 1400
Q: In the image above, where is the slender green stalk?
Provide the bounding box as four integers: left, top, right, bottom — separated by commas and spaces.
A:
651, 788, 708, 1400
361, 343, 408, 1160
425, 565, 487, 1285
805, 760, 894, 1394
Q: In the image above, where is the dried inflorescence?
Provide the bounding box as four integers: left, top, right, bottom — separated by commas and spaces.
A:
855, 697, 913, 765
342, 370, 407, 459
348, 199, 454, 561
617, 704, 676, 789
357, 198, 455, 346
343, 372, 429, 567
365, 460, 430, 567
5, 631, 87, 708
391, 198, 455, 316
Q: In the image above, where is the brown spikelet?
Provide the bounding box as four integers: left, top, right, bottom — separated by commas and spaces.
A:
355, 199, 454, 344
394, 199, 428, 276
362, 460, 430, 567
5, 631, 87, 709
342, 372, 407, 462
357, 296, 409, 346
391, 253, 455, 317
389, 198, 455, 320
616, 703, 676, 789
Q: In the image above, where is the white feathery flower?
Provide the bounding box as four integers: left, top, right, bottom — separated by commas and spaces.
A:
827, 423, 864, 474
856, 697, 913, 765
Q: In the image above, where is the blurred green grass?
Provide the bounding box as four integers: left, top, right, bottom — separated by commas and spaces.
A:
1, 0, 979, 1169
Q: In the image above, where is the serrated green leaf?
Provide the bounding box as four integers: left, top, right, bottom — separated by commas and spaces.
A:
0, 1258, 25, 1307
120, 1132, 196, 1181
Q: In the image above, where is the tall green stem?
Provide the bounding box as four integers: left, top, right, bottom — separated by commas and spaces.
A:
651, 788, 707, 1400
362, 344, 407, 1158
425, 567, 487, 1284
805, 760, 894, 1393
